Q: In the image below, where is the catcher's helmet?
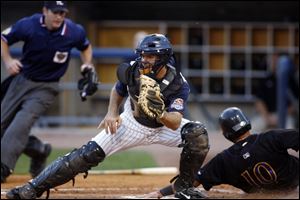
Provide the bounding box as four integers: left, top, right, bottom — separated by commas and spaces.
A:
135, 34, 173, 77
219, 107, 251, 142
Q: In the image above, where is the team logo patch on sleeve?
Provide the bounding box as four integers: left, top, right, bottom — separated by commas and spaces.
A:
170, 98, 184, 110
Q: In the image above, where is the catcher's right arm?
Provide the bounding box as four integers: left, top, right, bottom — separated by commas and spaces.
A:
137, 75, 165, 119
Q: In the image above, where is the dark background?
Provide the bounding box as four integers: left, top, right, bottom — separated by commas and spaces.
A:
1, 1, 299, 24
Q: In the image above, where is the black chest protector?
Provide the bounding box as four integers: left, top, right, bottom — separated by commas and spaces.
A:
117, 61, 184, 127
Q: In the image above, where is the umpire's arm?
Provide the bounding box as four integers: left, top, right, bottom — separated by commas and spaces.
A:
1, 39, 23, 75
80, 44, 92, 64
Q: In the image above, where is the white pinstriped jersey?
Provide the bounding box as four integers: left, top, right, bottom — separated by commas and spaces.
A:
91, 98, 190, 157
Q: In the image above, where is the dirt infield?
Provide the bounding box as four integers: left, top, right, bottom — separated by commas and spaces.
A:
1, 128, 298, 199
1, 174, 298, 199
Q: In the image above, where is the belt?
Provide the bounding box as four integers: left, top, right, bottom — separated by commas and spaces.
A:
23, 74, 59, 82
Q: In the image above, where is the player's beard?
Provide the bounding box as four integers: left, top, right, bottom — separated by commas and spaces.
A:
139, 62, 153, 75
139, 61, 153, 75
139, 61, 165, 81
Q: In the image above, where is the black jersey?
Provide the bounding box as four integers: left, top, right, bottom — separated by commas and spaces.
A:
196, 129, 299, 193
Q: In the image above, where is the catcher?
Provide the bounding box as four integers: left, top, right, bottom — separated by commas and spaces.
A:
6, 33, 209, 199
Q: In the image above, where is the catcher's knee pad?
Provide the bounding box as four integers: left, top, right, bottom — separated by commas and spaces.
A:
30, 141, 105, 197
173, 121, 209, 191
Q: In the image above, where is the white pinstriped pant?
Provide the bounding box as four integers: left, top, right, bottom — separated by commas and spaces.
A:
91, 98, 190, 157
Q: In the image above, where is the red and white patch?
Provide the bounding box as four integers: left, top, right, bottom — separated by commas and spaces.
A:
170, 98, 184, 110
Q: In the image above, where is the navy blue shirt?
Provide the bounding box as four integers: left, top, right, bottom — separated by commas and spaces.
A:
1, 14, 90, 81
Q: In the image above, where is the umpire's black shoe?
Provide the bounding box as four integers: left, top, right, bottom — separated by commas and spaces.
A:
6, 183, 37, 199
29, 143, 52, 178
1, 163, 12, 183
175, 187, 208, 199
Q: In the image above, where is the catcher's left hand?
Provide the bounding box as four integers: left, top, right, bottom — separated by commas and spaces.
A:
137, 75, 165, 119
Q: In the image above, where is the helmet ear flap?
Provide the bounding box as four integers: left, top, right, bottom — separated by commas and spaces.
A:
160, 53, 172, 65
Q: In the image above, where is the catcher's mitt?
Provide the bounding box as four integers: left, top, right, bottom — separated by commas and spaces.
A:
138, 75, 165, 119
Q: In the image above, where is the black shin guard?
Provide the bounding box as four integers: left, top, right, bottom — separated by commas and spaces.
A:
173, 122, 209, 192
30, 141, 105, 197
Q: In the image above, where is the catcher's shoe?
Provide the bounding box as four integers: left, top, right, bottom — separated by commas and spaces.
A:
29, 143, 52, 178
175, 187, 208, 199
6, 183, 37, 199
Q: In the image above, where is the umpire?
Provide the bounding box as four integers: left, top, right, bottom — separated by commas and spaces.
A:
1, 1, 98, 182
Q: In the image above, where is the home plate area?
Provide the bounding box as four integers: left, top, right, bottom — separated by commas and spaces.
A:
1, 173, 298, 199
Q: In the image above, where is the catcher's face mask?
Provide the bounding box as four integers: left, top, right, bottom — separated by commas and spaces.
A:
138, 54, 164, 78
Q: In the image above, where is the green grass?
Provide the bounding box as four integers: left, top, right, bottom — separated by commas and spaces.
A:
14, 148, 157, 174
